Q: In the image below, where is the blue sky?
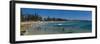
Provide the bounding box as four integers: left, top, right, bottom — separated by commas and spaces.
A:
21, 8, 92, 20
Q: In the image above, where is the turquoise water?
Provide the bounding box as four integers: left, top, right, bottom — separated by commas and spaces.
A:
39, 21, 92, 33
46, 21, 91, 29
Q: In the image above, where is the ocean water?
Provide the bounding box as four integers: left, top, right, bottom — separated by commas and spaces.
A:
37, 21, 91, 34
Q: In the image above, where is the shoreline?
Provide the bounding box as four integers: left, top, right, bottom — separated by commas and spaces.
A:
20, 21, 67, 35
20, 21, 91, 35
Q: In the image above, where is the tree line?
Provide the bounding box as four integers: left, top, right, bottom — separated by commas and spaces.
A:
21, 13, 68, 22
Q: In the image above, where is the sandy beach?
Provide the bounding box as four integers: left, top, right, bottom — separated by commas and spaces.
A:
21, 21, 48, 35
